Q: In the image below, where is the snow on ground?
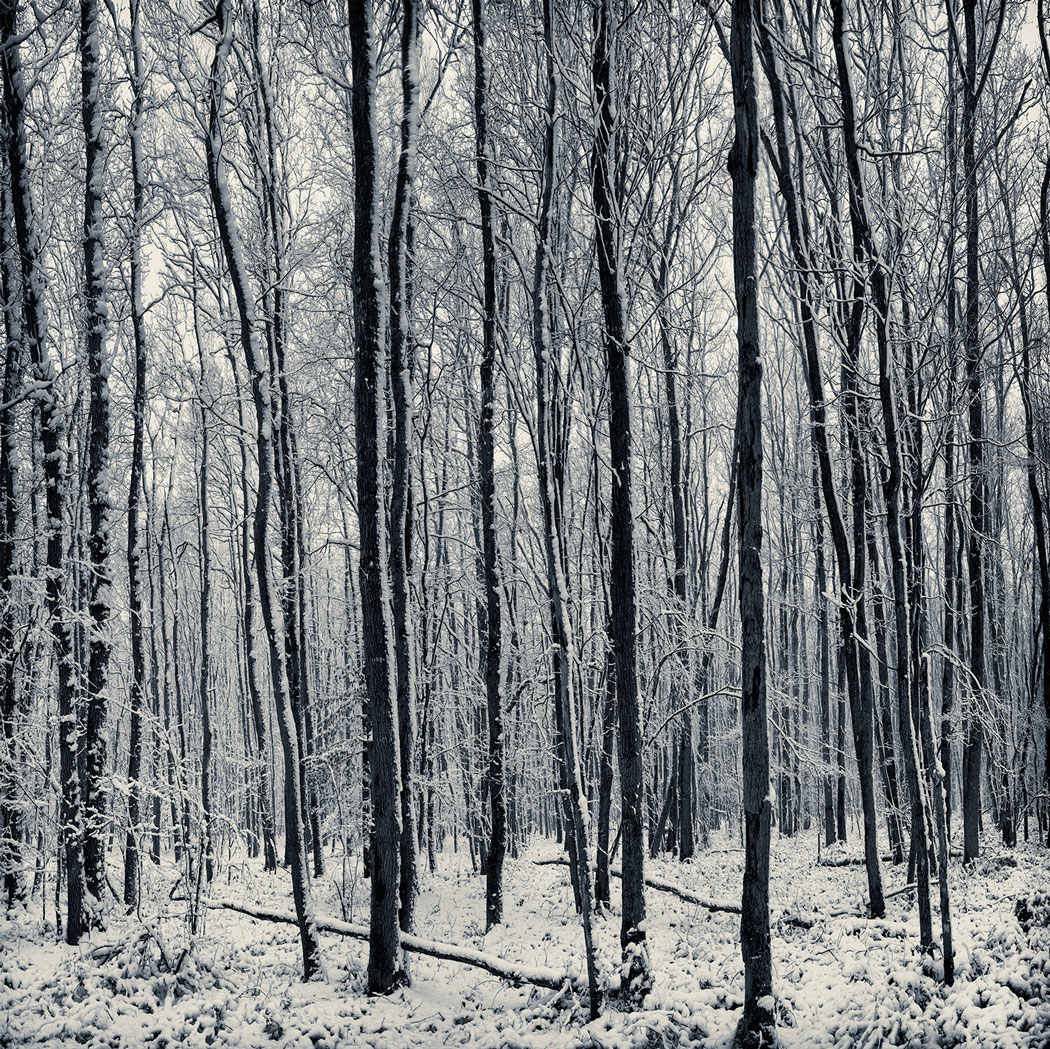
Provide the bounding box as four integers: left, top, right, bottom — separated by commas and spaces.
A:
2, 831, 1049, 1048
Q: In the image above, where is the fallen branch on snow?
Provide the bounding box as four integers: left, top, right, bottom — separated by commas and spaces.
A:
885, 882, 916, 902
207, 898, 580, 991
533, 858, 919, 930
819, 854, 896, 868
531, 857, 741, 915
820, 850, 962, 868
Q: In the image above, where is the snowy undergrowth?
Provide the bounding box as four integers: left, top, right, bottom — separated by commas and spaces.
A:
2, 833, 1049, 1048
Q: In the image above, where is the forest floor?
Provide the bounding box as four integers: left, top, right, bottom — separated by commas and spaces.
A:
2, 829, 1049, 1048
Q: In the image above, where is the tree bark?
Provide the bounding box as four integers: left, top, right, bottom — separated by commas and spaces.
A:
0, 161, 23, 909
730, 0, 775, 1037
122, 0, 148, 908
653, 204, 693, 862
812, 462, 835, 851
348, 0, 406, 994
0, 0, 84, 943
195, 308, 213, 884
1037, 2, 1050, 842
226, 346, 278, 872
387, 0, 421, 938
471, 0, 506, 932
960, 0, 987, 865
80, 0, 113, 916
591, 0, 650, 1001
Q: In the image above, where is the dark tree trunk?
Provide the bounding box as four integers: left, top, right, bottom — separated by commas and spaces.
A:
471, 0, 506, 932
122, 0, 148, 907
0, 165, 23, 909
831, 0, 951, 971
158, 513, 184, 864
206, 0, 322, 980
80, 0, 113, 916
812, 462, 835, 850
592, 0, 650, 1001
243, 0, 313, 874
755, 0, 883, 915
1037, 15, 1050, 840
654, 217, 693, 862
294, 465, 324, 878
866, 517, 906, 864
226, 347, 278, 872
196, 325, 213, 884
960, 0, 987, 865
245, 0, 323, 879
730, 0, 775, 1036
0, 0, 83, 943
348, 0, 406, 994
940, 39, 960, 840
534, 0, 600, 1016
595, 637, 616, 908
388, 0, 421, 939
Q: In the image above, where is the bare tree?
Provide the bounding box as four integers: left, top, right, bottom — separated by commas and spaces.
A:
729, 0, 774, 1039
591, 0, 650, 1001
348, 0, 406, 994
204, 0, 323, 980
470, 0, 506, 931
80, 0, 114, 916
534, 0, 600, 1016
388, 0, 421, 938
122, 0, 149, 910
0, 0, 84, 943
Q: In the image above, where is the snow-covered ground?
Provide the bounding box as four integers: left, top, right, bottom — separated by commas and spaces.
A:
3, 832, 1049, 1048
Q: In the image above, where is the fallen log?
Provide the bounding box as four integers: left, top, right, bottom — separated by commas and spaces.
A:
208, 898, 579, 991
532, 858, 917, 929
819, 854, 896, 868
531, 857, 741, 914
820, 850, 962, 868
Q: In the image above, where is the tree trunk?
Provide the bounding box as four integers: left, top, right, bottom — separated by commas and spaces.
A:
80, 0, 113, 916
196, 311, 213, 884
591, 0, 650, 1001
812, 462, 835, 850
755, 0, 884, 915
122, 0, 148, 907
730, 0, 775, 1036
205, 0, 322, 980
1037, 23, 1050, 841
387, 0, 421, 938
471, 0, 506, 932
595, 636, 617, 908
0, 0, 84, 943
534, 0, 600, 1017
226, 347, 278, 872
0, 164, 23, 909
348, 0, 406, 994
866, 515, 906, 864
654, 212, 693, 863
830, 0, 951, 971
961, 0, 987, 865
